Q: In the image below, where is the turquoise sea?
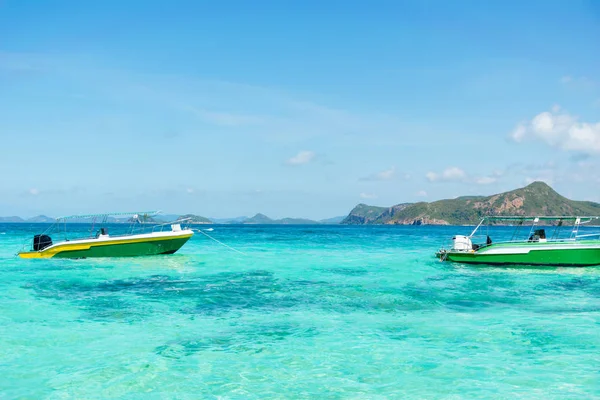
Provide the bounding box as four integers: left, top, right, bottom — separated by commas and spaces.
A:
1, 223, 600, 399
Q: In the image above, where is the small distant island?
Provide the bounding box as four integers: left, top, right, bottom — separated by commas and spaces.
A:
0, 212, 346, 225
2, 182, 598, 226
341, 181, 600, 225
178, 214, 213, 224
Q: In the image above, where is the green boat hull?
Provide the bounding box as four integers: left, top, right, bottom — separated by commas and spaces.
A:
52, 236, 192, 259
442, 242, 600, 266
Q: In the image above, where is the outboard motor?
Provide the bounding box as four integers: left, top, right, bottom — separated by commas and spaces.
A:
451, 235, 472, 251
33, 234, 53, 251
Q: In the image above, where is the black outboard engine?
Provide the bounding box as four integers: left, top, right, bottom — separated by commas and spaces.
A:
33, 234, 53, 251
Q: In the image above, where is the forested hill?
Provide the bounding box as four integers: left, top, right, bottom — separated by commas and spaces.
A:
341, 182, 600, 225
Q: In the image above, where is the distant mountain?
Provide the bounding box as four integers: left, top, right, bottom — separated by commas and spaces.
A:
243, 213, 320, 224
277, 217, 320, 225
371, 203, 414, 224
154, 214, 181, 222
0, 213, 326, 225
341, 182, 600, 225
244, 213, 274, 224
341, 204, 389, 225
210, 216, 249, 224
0, 216, 25, 222
127, 214, 159, 223
27, 215, 56, 223
178, 214, 212, 224
319, 216, 346, 224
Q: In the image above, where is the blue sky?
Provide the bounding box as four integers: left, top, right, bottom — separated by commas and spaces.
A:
1, 0, 599, 219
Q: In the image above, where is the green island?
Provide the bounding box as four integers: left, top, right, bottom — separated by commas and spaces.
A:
341, 181, 600, 225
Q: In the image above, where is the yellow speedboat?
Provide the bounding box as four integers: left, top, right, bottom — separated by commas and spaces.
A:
18, 212, 194, 259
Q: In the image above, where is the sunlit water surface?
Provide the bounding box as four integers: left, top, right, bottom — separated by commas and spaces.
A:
1, 224, 599, 398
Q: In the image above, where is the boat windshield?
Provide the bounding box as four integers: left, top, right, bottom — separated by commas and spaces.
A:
467, 216, 600, 247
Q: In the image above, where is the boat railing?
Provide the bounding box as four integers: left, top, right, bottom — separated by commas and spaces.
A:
151, 218, 192, 233
459, 234, 598, 253
19, 218, 193, 252
438, 216, 600, 259
575, 232, 600, 239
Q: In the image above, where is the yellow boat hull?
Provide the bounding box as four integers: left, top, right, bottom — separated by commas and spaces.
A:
19, 232, 193, 259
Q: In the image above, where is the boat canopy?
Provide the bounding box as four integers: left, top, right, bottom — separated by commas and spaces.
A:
468, 215, 600, 238
55, 211, 159, 221
482, 216, 600, 221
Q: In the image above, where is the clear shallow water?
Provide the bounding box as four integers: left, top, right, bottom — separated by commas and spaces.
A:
1, 223, 600, 399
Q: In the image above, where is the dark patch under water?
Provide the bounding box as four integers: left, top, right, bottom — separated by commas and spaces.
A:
29, 271, 327, 320
26, 267, 600, 325
538, 276, 600, 293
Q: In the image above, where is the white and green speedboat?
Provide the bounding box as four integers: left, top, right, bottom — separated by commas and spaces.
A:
18, 212, 194, 259
437, 216, 600, 266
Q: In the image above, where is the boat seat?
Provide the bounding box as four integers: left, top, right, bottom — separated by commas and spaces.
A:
96, 228, 109, 239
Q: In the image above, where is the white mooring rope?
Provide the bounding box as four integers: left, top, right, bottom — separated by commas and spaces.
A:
192, 229, 247, 256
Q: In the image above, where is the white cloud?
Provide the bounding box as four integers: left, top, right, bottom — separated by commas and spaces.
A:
509, 106, 600, 154
360, 166, 397, 181
425, 172, 437, 182
531, 112, 556, 133
442, 167, 466, 180
286, 150, 316, 165
360, 192, 378, 199
0, 52, 419, 148
416, 190, 427, 197
186, 188, 194, 194
510, 124, 527, 142
426, 167, 467, 182
474, 176, 497, 185
376, 167, 395, 180
427, 167, 499, 185
29, 188, 39, 196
